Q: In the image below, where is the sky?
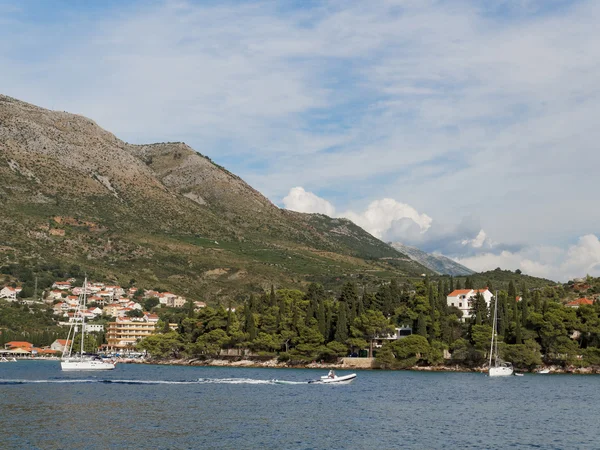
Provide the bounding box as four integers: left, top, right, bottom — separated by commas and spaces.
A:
1, 0, 599, 282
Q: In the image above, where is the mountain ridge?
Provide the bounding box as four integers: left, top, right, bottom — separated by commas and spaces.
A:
0, 94, 431, 300
389, 242, 475, 276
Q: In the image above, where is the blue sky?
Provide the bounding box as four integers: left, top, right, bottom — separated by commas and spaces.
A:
1, 0, 600, 281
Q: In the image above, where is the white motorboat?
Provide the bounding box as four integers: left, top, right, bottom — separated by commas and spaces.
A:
316, 373, 357, 384
0, 356, 17, 362
537, 369, 550, 374
60, 277, 115, 371
488, 291, 514, 377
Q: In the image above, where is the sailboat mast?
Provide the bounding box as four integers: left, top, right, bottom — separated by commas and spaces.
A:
80, 277, 87, 356
489, 291, 497, 368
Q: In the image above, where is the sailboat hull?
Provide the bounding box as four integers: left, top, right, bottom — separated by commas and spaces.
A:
61, 359, 115, 371
489, 366, 514, 377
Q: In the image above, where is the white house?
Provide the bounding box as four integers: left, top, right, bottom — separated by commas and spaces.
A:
446, 288, 494, 321
52, 281, 71, 290
0, 286, 22, 301
50, 339, 71, 352
46, 290, 64, 301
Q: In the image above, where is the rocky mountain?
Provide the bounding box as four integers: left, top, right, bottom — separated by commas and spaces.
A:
389, 242, 475, 276
0, 94, 431, 301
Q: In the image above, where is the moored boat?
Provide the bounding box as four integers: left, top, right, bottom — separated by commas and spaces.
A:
60, 277, 115, 371
488, 291, 514, 377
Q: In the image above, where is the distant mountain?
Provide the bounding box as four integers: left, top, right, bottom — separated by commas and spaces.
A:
389, 243, 475, 276
0, 94, 431, 300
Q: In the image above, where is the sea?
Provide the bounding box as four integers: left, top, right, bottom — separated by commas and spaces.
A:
0, 361, 598, 449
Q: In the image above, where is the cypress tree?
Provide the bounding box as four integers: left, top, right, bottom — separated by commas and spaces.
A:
507, 281, 517, 304
317, 301, 326, 337
465, 277, 473, 289
455, 278, 462, 290
521, 285, 529, 326
497, 292, 506, 337
326, 304, 333, 341
270, 284, 277, 307
244, 302, 257, 340
417, 313, 427, 337
334, 303, 348, 343
532, 291, 541, 313
357, 295, 365, 317
226, 301, 232, 333
513, 295, 521, 344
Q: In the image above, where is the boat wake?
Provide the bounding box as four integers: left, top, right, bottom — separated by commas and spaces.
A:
0, 379, 200, 385
0, 376, 343, 386
0, 377, 285, 386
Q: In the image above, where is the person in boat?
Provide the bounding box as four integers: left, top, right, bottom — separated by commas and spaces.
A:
328, 370, 335, 379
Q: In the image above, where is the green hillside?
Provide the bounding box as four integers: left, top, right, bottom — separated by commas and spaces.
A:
0, 94, 431, 302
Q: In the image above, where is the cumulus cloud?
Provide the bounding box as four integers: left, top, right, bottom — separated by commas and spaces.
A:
3, 1, 600, 281
455, 235, 600, 282
283, 188, 432, 239
282, 187, 600, 282
282, 187, 335, 216
461, 230, 495, 249
340, 198, 432, 240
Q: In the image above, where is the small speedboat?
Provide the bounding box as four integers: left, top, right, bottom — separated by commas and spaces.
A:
312, 373, 357, 384
537, 369, 550, 374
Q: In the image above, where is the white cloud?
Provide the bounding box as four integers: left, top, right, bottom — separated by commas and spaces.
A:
461, 230, 495, 249
282, 187, 335, 216
455, 235, 600, 282
282, 187, 600, 282
282, 188, 431, 240
1, 0, 600, 269
340, 198, 432, 240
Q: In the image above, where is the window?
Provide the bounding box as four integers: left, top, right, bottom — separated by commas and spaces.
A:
451, 302, 455, 306
459, 303, 462, 307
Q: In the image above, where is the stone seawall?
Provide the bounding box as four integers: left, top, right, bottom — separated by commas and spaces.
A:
341, 357, 374, 369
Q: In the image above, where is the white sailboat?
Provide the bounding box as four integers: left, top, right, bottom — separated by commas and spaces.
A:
488, 291, 513, 377
61, 278, 115, 371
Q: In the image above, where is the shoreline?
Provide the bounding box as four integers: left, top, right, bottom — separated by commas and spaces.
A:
118, 357, 600, 374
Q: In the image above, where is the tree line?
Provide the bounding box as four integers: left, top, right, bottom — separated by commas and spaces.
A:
139, 276, 600, 370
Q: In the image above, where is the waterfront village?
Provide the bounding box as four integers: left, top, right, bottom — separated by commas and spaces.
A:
0, 278, 596, 365
0, 279, 206, 359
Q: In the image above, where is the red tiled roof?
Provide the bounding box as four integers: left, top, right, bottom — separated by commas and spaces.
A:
448, 289, 472, 297
6, 341, 33, 349
567, 298, 593, 306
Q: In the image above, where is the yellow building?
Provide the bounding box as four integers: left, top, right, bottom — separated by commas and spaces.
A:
106, 318, 177, 349
106, 319, 157, 349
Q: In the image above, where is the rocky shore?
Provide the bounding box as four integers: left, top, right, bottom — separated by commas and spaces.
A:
119, 357, 600, 374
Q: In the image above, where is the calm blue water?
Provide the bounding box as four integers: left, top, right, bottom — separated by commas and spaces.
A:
0, 361, 598, 449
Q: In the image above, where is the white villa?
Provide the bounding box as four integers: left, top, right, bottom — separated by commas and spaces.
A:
0, 286, 22, 301
446, 288, 494, 321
